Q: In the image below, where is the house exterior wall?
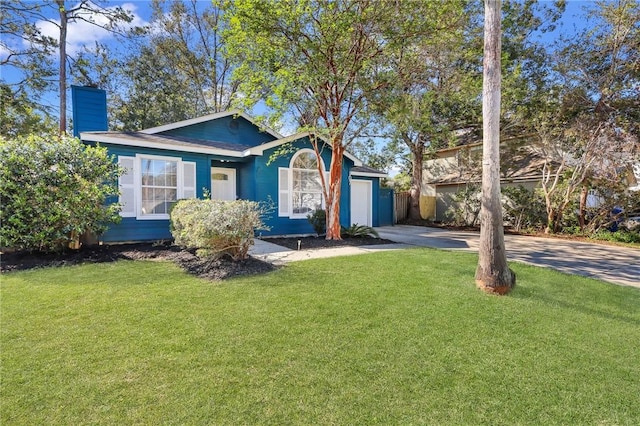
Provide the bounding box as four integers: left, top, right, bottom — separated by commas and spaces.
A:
424, 151, 458, 182
94, 143, 212, 242
157, 115, 276, 147
256, 138, 344, 235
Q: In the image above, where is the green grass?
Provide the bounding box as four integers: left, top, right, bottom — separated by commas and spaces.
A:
2, 249, 639, 425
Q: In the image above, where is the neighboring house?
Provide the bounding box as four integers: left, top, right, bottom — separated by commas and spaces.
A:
424, 133, 640, 222
72, 86, 391, 242
423, 135, 546, 221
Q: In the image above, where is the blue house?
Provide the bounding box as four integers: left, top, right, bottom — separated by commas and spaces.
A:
72, 86, 393, 242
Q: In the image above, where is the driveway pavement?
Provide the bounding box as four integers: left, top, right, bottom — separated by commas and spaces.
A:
375, 225, 640, 288
251, 225, 640, 288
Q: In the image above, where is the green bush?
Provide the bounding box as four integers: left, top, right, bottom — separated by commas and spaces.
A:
307, 209, 326, 235
590, 229, 640, 244
444, 185, 481, 227
0, 134, 121, 252
341, 224, 379, 238
502, 185, 546, 232
170, 199, 270, 260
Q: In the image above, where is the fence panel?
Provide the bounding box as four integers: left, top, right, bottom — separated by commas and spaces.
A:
394, 191, 410, 223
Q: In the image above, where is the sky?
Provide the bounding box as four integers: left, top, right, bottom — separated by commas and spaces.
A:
0, 0, 598, 121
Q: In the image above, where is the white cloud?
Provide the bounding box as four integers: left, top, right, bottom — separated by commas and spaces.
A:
29, 1, 148, 56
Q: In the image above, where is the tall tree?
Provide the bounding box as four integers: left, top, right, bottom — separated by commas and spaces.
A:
529, 0, 639, 233
75, 0, 239, 130
475, 0, 516, 295
225, 0, 393, 239
1, 1, 132, 133
375, 1, 481, 220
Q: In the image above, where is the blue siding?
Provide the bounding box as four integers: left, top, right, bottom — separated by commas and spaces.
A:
256, 137, 357, 236
378, 187, 394, 226
87, 136, 383, 241
96, 143, 212, 243
71, 86, 108, 137
238, 161, 256, 200
158, 115, 276, 147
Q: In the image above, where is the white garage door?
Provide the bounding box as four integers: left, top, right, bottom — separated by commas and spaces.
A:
350, 180, 372, 226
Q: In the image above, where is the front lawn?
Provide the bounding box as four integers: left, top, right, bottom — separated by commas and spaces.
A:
2, 249, 639, 425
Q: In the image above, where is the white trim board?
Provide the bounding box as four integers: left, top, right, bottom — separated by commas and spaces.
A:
81, 132, 250, 158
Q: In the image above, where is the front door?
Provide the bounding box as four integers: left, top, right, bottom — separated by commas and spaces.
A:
211, 167, 237, 201
350, 180, 372, 226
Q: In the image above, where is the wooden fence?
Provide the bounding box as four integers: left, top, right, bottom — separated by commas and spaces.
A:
394, 191, 410, 223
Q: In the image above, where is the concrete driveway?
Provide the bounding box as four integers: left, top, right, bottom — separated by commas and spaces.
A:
375, 225, 640, 288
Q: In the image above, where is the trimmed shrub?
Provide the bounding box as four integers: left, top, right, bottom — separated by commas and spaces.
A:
170, 199, 270, 260
341, 224, 379, 238
307, 209, 326, 235
0, 134, 121, 252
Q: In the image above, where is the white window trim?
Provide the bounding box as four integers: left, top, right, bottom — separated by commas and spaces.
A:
135, 154, 189, 220
286, 149, 327, 220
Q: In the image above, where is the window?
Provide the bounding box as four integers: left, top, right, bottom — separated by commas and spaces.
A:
118, 155, 196, 220
141, 158, 177, 215
278, 150, 326, 218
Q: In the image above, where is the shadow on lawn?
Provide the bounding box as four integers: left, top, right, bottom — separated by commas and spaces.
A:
513, 285, 640, 326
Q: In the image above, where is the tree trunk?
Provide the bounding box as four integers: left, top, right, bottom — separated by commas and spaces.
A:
408, 143, 424, 221
578, 185, 588, 230
326, 142, 344, 240
475, 0, 515, 295
58, 1, 67, 135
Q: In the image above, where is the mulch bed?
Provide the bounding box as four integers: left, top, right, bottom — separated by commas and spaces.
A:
0, 243, 275, 281
0, 236, 396, 279
261, 235, 396, 250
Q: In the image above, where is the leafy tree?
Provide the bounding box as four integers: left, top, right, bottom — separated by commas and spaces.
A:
75, 0, 239, 131
0, 83, 56, 138
225, 0, 450, 239
0, 134, 122, 252
529, 0, 639, 233
1, 1, 132, 133
373, 1, 481, 220
475, 0, 516, 295
372, 0, 563, 222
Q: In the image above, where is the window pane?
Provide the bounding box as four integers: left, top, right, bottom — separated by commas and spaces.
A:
292, 169, 302, 191
212, 173, 228, 181
291, 152, 324, 215
139, 158, 178, 215
293, 152, 318, 169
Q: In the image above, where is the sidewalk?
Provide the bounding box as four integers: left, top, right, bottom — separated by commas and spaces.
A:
250, 225, 640, 288
250, 238, 407, 265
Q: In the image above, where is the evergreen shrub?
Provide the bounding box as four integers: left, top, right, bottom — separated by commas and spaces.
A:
0, 134, 121, 252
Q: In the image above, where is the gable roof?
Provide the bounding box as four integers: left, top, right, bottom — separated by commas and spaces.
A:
81, 131, 253, 157
82, 129, 387, 176
139, 110, 284, 140
247, 131, 363, 166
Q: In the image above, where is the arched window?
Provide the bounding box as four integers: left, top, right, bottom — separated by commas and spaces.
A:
291, 151, 324, 215
278, 149, 326, 218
